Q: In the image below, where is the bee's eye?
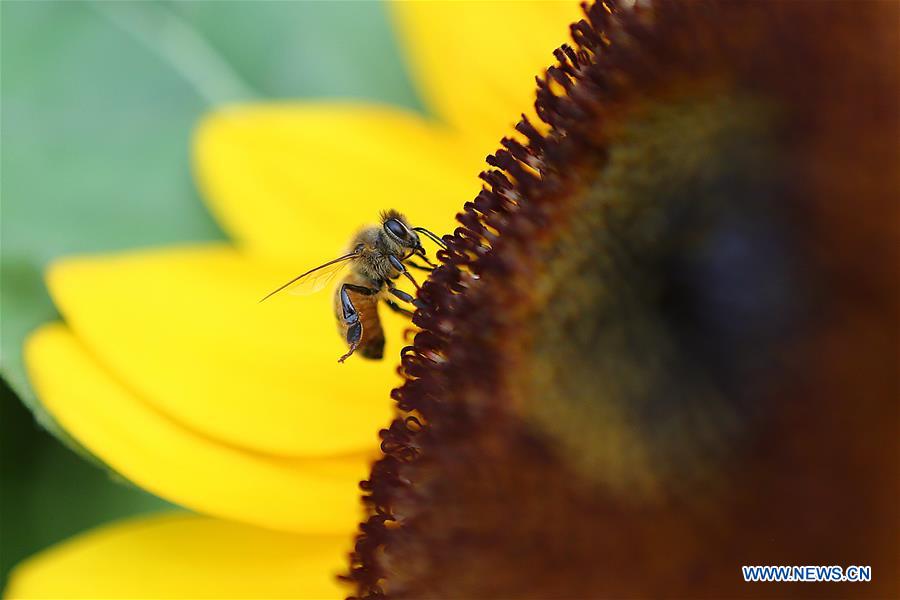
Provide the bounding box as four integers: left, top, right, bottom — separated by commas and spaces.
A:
385, 218, 408, 240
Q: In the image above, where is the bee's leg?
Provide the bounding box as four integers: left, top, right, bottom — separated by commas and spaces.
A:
388, 255, 420, 290
383, 299, 415, 318
337, 283, 378, 363
388, 286, 425, 311
405, 259, 434, 272
338, 326, 361, 363
412, 246, 439, 268
342, 283, 378, 296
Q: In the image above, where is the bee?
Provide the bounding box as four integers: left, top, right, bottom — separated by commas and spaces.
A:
261, 210, 446, 362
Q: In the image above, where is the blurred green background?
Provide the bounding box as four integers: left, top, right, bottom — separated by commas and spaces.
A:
0, 0, 423, 588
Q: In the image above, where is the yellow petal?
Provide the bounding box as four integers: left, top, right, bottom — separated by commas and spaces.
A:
391, 1, 584, 153
5, 513, 350, 599
194, 102, 479, 262
25, 322, 370, 533
46, 245, 401, 457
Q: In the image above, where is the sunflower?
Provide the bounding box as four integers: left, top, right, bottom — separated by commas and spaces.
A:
348, 1, 899, 597
5, 2, 583, 598
10, 0, 900, 598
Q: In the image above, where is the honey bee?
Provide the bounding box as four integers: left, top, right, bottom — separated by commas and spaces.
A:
261, 210, 446, 362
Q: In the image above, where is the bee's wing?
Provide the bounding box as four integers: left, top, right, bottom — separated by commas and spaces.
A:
260, 251, 360, 302
285, 258, 354, 296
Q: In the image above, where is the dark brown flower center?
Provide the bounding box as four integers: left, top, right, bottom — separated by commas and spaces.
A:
348, 1, 899, 597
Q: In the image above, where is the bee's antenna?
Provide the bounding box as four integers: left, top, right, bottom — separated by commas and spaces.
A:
412, 227, 447, 249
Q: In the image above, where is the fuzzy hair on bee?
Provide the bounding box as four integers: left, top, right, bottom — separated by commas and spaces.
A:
260, 210, 446, 362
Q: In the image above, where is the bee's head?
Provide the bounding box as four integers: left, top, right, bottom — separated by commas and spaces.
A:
381, 210, 423, 255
